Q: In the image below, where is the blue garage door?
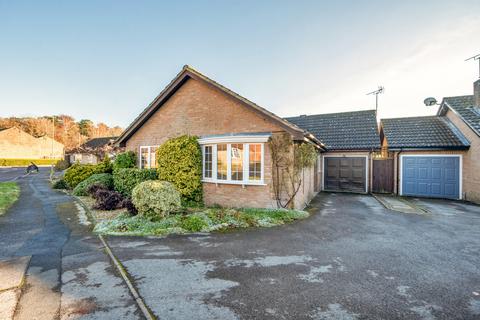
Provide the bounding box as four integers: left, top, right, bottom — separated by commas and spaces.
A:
402, 156, 460, 199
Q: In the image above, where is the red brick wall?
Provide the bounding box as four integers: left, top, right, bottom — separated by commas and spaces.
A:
125, 78, 313, 208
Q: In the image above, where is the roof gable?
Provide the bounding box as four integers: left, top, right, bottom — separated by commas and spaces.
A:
285, 110, 380, 150
380, 116, 470, 150
439, 95, 480, 137
116, 66, 319, 147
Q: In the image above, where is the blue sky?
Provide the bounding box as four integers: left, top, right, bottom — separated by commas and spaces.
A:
1, 1, 479, 127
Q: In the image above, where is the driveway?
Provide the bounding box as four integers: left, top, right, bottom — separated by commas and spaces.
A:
107, 193, 480, 320
0, 168, 143, 319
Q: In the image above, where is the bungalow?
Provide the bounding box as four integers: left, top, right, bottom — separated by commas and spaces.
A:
379, 78, 480, 203
380, 116, 470, 200
68, 136, 121, 165
436, 79, 480, 203
116, 66, 324, 209
0, 127, 64, 160
286, 110, 381, 194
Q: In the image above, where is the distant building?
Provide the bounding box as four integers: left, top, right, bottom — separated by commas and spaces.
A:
0, 127, 64, 159
68, 136, 122, 165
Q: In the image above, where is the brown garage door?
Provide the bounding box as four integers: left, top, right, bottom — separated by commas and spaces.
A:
324, 157, 366, 193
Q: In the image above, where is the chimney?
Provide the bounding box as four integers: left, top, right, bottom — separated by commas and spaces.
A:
475, 79, 480, 106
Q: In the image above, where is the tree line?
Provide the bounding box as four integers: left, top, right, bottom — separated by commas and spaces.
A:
0, 115, 123, 151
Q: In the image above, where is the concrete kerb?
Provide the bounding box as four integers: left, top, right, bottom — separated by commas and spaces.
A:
74, 196, 156, 320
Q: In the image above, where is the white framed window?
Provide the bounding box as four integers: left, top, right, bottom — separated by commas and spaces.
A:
200, 136, 267, 185
139, 146, 159, 169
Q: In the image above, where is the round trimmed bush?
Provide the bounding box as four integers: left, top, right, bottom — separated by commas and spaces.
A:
131, 180, 181, 218
72, 173, 114, 196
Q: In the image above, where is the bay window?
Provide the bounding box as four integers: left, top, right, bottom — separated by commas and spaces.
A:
200, 134, 268, 185
139, 146, 159, 169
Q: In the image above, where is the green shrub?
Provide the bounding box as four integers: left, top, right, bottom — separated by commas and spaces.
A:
131, 181, 181, 218
54, 159, 70, 171
72, 173, 114, 196
95, 155, 113, 174
113, 168, 158, 196
64, 164, 97, 188
0, 158, 61, 166
180, 214, 208, 232
157, 135, 203, 206
52, 179, 68, 189
113, 151, 136, 170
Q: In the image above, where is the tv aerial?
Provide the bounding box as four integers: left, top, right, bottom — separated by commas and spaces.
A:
367, 86, 384, 113
466, 53, 480, 78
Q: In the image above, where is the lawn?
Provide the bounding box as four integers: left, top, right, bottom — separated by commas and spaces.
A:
0, 182, 20, 215
93, 206, 309, 236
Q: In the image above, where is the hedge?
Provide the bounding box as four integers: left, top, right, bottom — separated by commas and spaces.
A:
72, 173, 114, 196
157, 135, 203, 206
63, 157, 114, 189
0, 159, 61, 166
64, 164, 98, 189
113, 168, 158, 196
113, 151, 136, 170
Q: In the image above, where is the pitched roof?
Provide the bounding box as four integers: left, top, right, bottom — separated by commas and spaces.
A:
83, 136, 118, 149
116, 65, 323, 148
439, 95, 480, 137
285, 110, 380, 150
381, 116, 470, 150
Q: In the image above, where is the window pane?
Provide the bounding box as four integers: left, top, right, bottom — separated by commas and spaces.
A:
249, 144, 262, 181
217, 144, 227, 180
204, 146, 212, 178
231, 144, 243, 181
150, 147, 158, 168
140, 147, 149, 169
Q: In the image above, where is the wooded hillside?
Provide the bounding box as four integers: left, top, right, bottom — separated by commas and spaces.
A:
0, 115, 123, 151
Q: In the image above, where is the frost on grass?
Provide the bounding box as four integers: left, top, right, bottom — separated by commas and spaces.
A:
93, 207, 309, 236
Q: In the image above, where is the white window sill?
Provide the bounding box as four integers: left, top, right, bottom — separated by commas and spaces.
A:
202, 179, 266, 186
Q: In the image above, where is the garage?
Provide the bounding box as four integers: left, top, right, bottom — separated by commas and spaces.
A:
401, 155, 461, 199
324, 157, 367, 193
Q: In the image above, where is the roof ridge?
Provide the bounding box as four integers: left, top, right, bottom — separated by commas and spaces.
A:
381, 115, 439, 121
286, 109, 376, 119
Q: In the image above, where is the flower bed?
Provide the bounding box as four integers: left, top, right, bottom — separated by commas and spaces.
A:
93, 207, 309, 236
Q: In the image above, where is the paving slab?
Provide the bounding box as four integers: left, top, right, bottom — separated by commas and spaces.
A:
0, 256, 31, 291
373, 194, 427, 214
0, 288, 20, 320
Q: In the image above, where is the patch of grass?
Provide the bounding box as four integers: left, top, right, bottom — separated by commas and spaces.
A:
93, 206, 309, 236
0, 182, 20, 215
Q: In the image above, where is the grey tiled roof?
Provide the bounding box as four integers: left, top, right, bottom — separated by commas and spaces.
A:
381, 116, 470, 149
442, 95, 480, 136
285, 110, 380, 150
83, 137, 118, 149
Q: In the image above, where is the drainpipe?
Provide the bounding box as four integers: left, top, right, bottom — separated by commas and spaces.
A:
396, 149, 402, 196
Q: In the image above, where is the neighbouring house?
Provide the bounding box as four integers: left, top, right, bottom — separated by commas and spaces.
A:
68, 136, 121, 165
0, 127, 64, 160
380, 116, 470, 200
286, 110, 381, 194
116, 65, 325, 209
436, 79, 480, 203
